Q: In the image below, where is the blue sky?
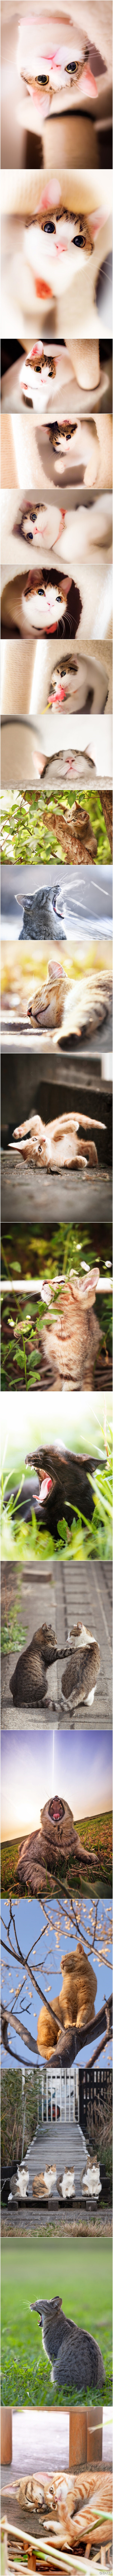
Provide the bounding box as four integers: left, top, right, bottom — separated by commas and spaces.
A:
1, 1727, 112, 1841
1, 1895, 112, 2071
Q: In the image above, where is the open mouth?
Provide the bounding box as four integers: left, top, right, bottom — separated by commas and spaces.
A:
30, 1478, 53, 1506
49, 1797, 64, 1823
38, 1473, 53, 1504
25, 1460, 54, 1508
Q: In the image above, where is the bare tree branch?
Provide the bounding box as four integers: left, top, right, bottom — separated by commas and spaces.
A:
90, 1902, 98, 1950
1, 2005, 38, 2058
59, 1895, 99, 1953
1, 1908, 59, 2031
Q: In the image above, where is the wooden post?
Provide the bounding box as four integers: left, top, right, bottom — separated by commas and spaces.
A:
69, 2407, 103, 2469
1, 418, 18, 488
1, 2409, 12, 2465
69, 2408, 87, 2468
67, 340, 100, 390
87, 2406, 103, 2465
44, 116, 98, 171
1, 641, 35, 719
99, 792, 112, 855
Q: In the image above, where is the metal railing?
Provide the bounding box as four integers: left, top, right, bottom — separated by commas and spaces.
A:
37, 2066, 80, 2123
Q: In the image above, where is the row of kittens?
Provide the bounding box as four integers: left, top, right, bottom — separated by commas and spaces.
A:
8, 2156, 101, 2205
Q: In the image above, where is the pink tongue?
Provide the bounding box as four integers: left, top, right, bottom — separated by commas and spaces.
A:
33, 1475, 52, 1504
40, 1475, 53, 1500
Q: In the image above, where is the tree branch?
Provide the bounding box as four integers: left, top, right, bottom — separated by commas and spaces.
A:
1, 1991, 112, 2069
100, 791, 112, 856
90, 1902, 98, 1950
89, 2003, 110, 2069
45, 1993, 112, 2068
1, 1908, 59, 2030
1, 2005, 38, 2058
59, 1895, 99, 1952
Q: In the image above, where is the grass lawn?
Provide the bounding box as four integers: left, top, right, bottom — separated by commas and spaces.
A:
1, 1837, 20, 1892
1, 2236, 112, 2408
1, 1814, 112, 1896
77, 1810, 112, 1875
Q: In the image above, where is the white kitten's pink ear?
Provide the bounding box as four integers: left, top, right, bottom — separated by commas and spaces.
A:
38, 177, 61, 213
33, 751, 45, 776
79, 64, 97, 94
89, 212, 105, 241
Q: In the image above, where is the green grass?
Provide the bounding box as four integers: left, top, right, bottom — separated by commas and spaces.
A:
1, 1433, 112, 1565
1, 1223, 112, 1285
1, 1613, 26, 1655
1, 2236, 112, 2408
77, 1810, 112, 1871
1, 1814, 112, 1897
1, 1837, 21, 1891
1, 1420, 112, 1566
